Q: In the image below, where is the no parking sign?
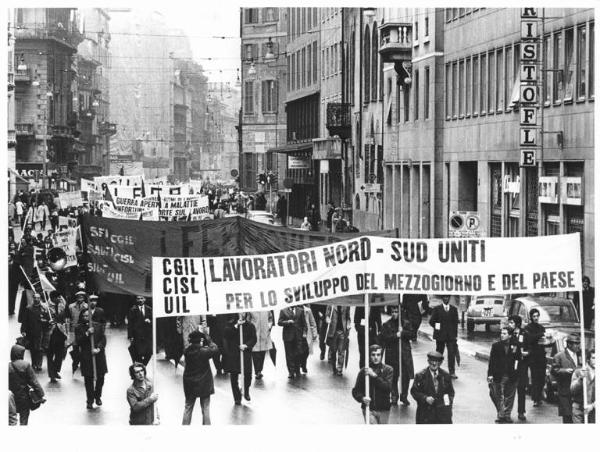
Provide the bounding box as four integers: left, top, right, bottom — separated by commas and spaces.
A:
448, 211, 481, 238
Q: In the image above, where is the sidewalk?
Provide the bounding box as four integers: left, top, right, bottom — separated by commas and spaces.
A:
417, 320, 491, 362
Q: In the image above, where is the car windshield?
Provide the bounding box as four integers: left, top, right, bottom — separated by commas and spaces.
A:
538, 304, 578, 323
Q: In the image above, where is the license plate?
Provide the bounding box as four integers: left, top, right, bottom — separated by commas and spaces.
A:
482, 309, 493, 317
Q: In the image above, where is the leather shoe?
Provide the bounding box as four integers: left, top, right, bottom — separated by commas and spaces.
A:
399, 396, 411, 406
518, 414, 527, 421
55, 373, 61, 380
95, 398, 102, 406
320, 352, 325, 360
503, 417, 513, 423
255, 372, 263, 380
86, 402, 94, 410
390, 397, 399, 405
301, 366, 307, 374
244, 392, 251, 401
288, 373, 295, 379
450, 373, 458, 379
234, 400, 242, 405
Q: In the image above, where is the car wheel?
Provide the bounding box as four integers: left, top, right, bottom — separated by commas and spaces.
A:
467, 319, 474, 333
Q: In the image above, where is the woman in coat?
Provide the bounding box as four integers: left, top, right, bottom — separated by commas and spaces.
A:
223, 313, 257, 404
248, 310, 274, 380
75, 309, 108, 410
182, 331, 218, 425
299, 306, 318, 374
8, 344, 45, 425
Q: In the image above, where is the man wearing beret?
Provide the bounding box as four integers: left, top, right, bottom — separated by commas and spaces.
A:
410, 351, 455, 423
551, 334, 581, 423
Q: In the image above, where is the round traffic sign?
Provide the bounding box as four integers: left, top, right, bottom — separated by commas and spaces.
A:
450, 214, 463, 230
466, 215, 480, 230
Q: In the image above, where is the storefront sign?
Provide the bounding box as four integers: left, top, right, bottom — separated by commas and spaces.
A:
288, 155, 311, 170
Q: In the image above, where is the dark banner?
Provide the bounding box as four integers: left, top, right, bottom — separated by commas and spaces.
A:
81, 215, 397, 296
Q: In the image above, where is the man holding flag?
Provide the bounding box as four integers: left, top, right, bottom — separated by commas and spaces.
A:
20, 293, 51, 371
46, 291, 68, 382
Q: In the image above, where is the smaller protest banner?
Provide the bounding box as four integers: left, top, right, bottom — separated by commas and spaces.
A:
51, 227, 78, 268
58, 191, 84, 209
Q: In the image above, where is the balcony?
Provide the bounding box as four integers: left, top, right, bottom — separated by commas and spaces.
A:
378, 22, 412, 63
51, 125, 73, 138
313, 137, 343, 160
14, 68, 32, 84
326, 103, 351, 139
8, 72, 15, 91
15, 123, 35, 136
14, 21, 84, 50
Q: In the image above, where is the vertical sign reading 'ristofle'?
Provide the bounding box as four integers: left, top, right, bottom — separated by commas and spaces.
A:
520, 8, 541, 167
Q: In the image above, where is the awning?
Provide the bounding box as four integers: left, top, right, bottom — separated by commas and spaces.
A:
268, 141, 313, 154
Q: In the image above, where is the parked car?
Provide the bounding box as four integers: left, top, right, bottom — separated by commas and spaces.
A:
506, 295, 594, 402
466, 296, 506, 332
246, 210, 276, 225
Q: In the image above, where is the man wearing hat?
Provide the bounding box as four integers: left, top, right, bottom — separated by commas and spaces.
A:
429, 294, 459, 378
88, 294, 107, 326
551, 333, 581, 423
67, 291, 88, 373
410, 351, 455, 424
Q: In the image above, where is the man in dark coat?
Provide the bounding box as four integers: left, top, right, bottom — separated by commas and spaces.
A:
307, 203, 321, 231
88, 294, 107, 326
487, 326, 521, 423
207, 314, 228, 375
551, 334, 581, 423
352, 344, 394, 424
428, 294, 459, 378
411, 351, 455, 424
379, 305, 415, 405
46, 291, 68, 382
573, 276, 595, 330
8, 344, 45, 425
127, 295, 153, 366
75, 309, 108, 410
20, 292, 51, 371
182, 331, 218, 424
523, 308, 546, 406
309, 303, 328, 360
127, 362, 158, 425
223, 314, 257, 404
403, 293, 428, 336
507, 314, 529, 421
275, 195, 287, 226
278, 305, 306, 379
354, 305, 382, 369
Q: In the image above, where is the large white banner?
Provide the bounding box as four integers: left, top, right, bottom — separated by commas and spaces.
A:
152, 234, 582, 317
58, 191, 84, 209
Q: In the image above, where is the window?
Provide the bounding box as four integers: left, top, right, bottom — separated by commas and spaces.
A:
371, 23, 378, 101
466, 58, 471, 116
424, 66, 430, 119
404, 85, 410, 122
473, 56, 479, 114
445, 63, 451, 118
264, 8, 278, 22
488, 50, 495, 112
291, 8, 296, 38
459, 60, 465, 117
452, 61, 457, 117
590, 22, 595, 98
577, 25, 587, 99
414, 69, 420, 120
505, 46, 513, 110
553, 32, 563, 103
244, 44, 257, 61
364, 27, 371, 103
334, 43, 338, 74
262, 80, 277, 112
244, 81, 254, 114
496, 48, 504, 111
480, 54, 487, 113
313, 42, 318, 84
302, 47, 306, 87
445, 9, 452, 23
307, 45, 312, 86
325, 47, 330, 77
313, 8, 318, 27
287, 55, 290, 91
291, 53, 296, 90
307, 7, 312, 29
564, 27, 574, 100
543, 35, 551, 103
245, 8, 258, 24
415, 20, 419, 42
425, 15, 429, 37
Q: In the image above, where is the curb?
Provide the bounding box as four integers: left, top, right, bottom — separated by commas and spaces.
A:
417, 328, 490, 362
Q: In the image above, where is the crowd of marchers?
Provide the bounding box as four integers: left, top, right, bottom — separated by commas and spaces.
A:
7, 189, 596, 425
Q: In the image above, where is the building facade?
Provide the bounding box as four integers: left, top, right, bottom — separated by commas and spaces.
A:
13, 8, 83, 191
240, 7, 287, 195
